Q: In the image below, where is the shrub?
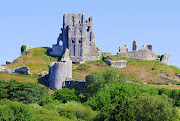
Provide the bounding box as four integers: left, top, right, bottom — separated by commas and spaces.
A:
52, 88, 80, 103
129, 95, 178, 121
0, 99, 37, 121
21, 45, 27, 52
0, 80, 48, 104
57, 101, 97, 120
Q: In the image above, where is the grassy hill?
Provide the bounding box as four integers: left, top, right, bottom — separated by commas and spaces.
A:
1, 47, 180, 89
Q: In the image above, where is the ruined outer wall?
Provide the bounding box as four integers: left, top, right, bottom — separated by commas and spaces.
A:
118, 50, 158, 60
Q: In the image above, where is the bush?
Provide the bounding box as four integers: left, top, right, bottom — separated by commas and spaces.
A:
0, 80, 48, 104
129, 95, 178, 121
83, 68, 132, 98
21, 45, 27, 52
0, 99, 37, 121
52, 88, 80, 103
57, 101, 97, 120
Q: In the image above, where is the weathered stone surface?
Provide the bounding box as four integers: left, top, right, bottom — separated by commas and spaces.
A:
161, 53, 170, 65
49, 49, 72, 90
0, 66, 14, 73
14, 66, 32, 75
132, 40, 138, 51
0, 65, 6, 72
104, 59, 127, 68
118, 50, 157, 60
50, 44, 63, 56
51, 13, 98, 63
119, 45, 128, 53
40, 71, 49, 76
117, 41, 157, 60
142, 45, 152, 51
6, 60, 11, 65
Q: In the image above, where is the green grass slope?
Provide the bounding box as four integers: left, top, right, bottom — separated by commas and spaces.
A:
7, 47, 59, 74
2, 48, 180, 88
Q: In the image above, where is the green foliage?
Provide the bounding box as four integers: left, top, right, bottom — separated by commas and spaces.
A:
0, 99, 37, 121
0, 80, 48, 104
105, 55, 128, 61
129, 95, 178, 121
72, 82, 81, 92
35, 108, 73, 121
157, 55, 162, 59
75, 64, 90, 71
38, 95, 55, 106
57, 101, 97, 120
83, 68, 133, 98
21, 45, 27, 52
53, 88, 80, 103
158, 88, 180, 106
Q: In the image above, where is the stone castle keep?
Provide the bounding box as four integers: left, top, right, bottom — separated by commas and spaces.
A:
51, 13, 98, 63
49, 13, 170, 90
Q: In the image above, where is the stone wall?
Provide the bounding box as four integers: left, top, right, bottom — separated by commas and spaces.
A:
50, 44, 63, 56
104, 59, 127, 68
49, 49, 72, 90
117, 41, 158, 60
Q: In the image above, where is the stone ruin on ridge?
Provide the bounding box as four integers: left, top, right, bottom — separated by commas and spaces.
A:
117, 40, 169, 64
50, 13, 99, 63
49, 13, 170, 91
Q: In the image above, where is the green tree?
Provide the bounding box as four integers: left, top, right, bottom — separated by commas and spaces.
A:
53, 88, 80, 103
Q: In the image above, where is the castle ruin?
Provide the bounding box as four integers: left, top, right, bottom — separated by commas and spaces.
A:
50, 13, 98, 63
49, 14, 170, 90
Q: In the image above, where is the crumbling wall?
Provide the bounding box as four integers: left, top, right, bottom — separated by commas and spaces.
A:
161, 53, 170, 65
49, 49, 72, 90
119, 45, 128, 53
117, 41, 158, 60
50, 44, 63, 56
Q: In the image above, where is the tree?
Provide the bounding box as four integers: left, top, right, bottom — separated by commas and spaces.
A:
53, 88, 80, 103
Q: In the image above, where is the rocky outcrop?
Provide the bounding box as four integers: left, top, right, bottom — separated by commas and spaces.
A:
40, 71, 49, 76
14, 66, 32, 75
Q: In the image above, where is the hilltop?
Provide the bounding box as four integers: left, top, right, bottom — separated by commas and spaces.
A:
1, 47, 180, 89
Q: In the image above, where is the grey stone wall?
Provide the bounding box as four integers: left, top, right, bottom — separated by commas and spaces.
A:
161, 53, 170, 65
118, 50, 157, 60
50, 44, 63, 56
104, 59, 127, 68
132, 40, 138, 51
117, 41, 158, 60
49, 49, 72, 90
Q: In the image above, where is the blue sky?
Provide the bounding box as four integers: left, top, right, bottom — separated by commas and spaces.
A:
0, 0, 180, 67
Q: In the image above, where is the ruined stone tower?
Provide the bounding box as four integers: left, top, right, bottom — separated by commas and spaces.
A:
51, 13, 98, 63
